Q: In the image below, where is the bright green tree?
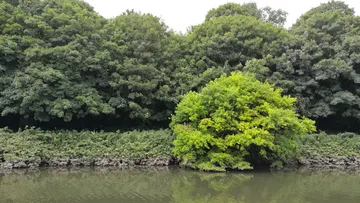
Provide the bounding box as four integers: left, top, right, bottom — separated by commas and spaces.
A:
171, 72, 315, 171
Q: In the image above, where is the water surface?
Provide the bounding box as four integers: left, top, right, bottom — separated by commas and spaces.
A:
1, 167, 360, 203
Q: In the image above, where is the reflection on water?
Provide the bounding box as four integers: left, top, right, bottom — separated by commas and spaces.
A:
1, 167, 360, 203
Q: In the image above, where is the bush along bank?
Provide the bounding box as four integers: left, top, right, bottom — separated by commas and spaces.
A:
170, 72, 316, 172
0, 128, 176, 169
298, 133, 360, 168
2, 128, 360, 170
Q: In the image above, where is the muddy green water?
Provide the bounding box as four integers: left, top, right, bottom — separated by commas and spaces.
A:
1, 167, 360, 203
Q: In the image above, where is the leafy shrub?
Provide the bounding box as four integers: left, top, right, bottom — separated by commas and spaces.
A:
170, 72, 315, 171
0, 128, 174, 161
300, 132, 360, 158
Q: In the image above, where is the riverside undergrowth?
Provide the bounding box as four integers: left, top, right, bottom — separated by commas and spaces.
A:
300, 133, 360, 159
0, 128, 174, 162
1, 127, 360, 169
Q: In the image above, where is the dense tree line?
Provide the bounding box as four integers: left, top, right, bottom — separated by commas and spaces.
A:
0, 0, 359, 132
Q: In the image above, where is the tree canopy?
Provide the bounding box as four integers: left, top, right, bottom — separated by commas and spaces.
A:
0, 0, 359, 134
0, 0, 111, 124
177, 6, 289, 96
284, 1, 360, 131
170, 72, 315, 171
205, 2, 288, 26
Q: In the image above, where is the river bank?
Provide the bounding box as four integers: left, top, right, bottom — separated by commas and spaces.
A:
3, 156, 360, 170
0, 128, 175, 169
297, 132, 360, 169
296, 156, 360, 169
1, 129, 360, 170
0, 157, 177, 169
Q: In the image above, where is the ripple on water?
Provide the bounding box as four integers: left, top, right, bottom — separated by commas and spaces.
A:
1, 167, 360, 203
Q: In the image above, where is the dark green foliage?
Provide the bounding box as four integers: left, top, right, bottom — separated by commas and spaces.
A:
301, 132, 360, 158
178, 9, 289, 95
0, 0, 180, 128
282, 1, 360, 131
0, 0, 112, 123
237, 1, 360, 132
205, 2, 288, 26
103, 10, 179, 123
0, 128, 174, 161
190, 15, 288, 67
0, 0, 360, 136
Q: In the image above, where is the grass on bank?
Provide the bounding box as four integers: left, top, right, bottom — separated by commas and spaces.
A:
0, 128, 174, 162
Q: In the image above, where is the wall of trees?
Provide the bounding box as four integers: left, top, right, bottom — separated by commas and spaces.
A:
0, 0, 359, 132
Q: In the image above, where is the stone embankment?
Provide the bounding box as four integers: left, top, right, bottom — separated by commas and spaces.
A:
298, 156, 360, 169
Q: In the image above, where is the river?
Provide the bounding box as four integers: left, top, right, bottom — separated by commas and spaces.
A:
1, 167, 360, 203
